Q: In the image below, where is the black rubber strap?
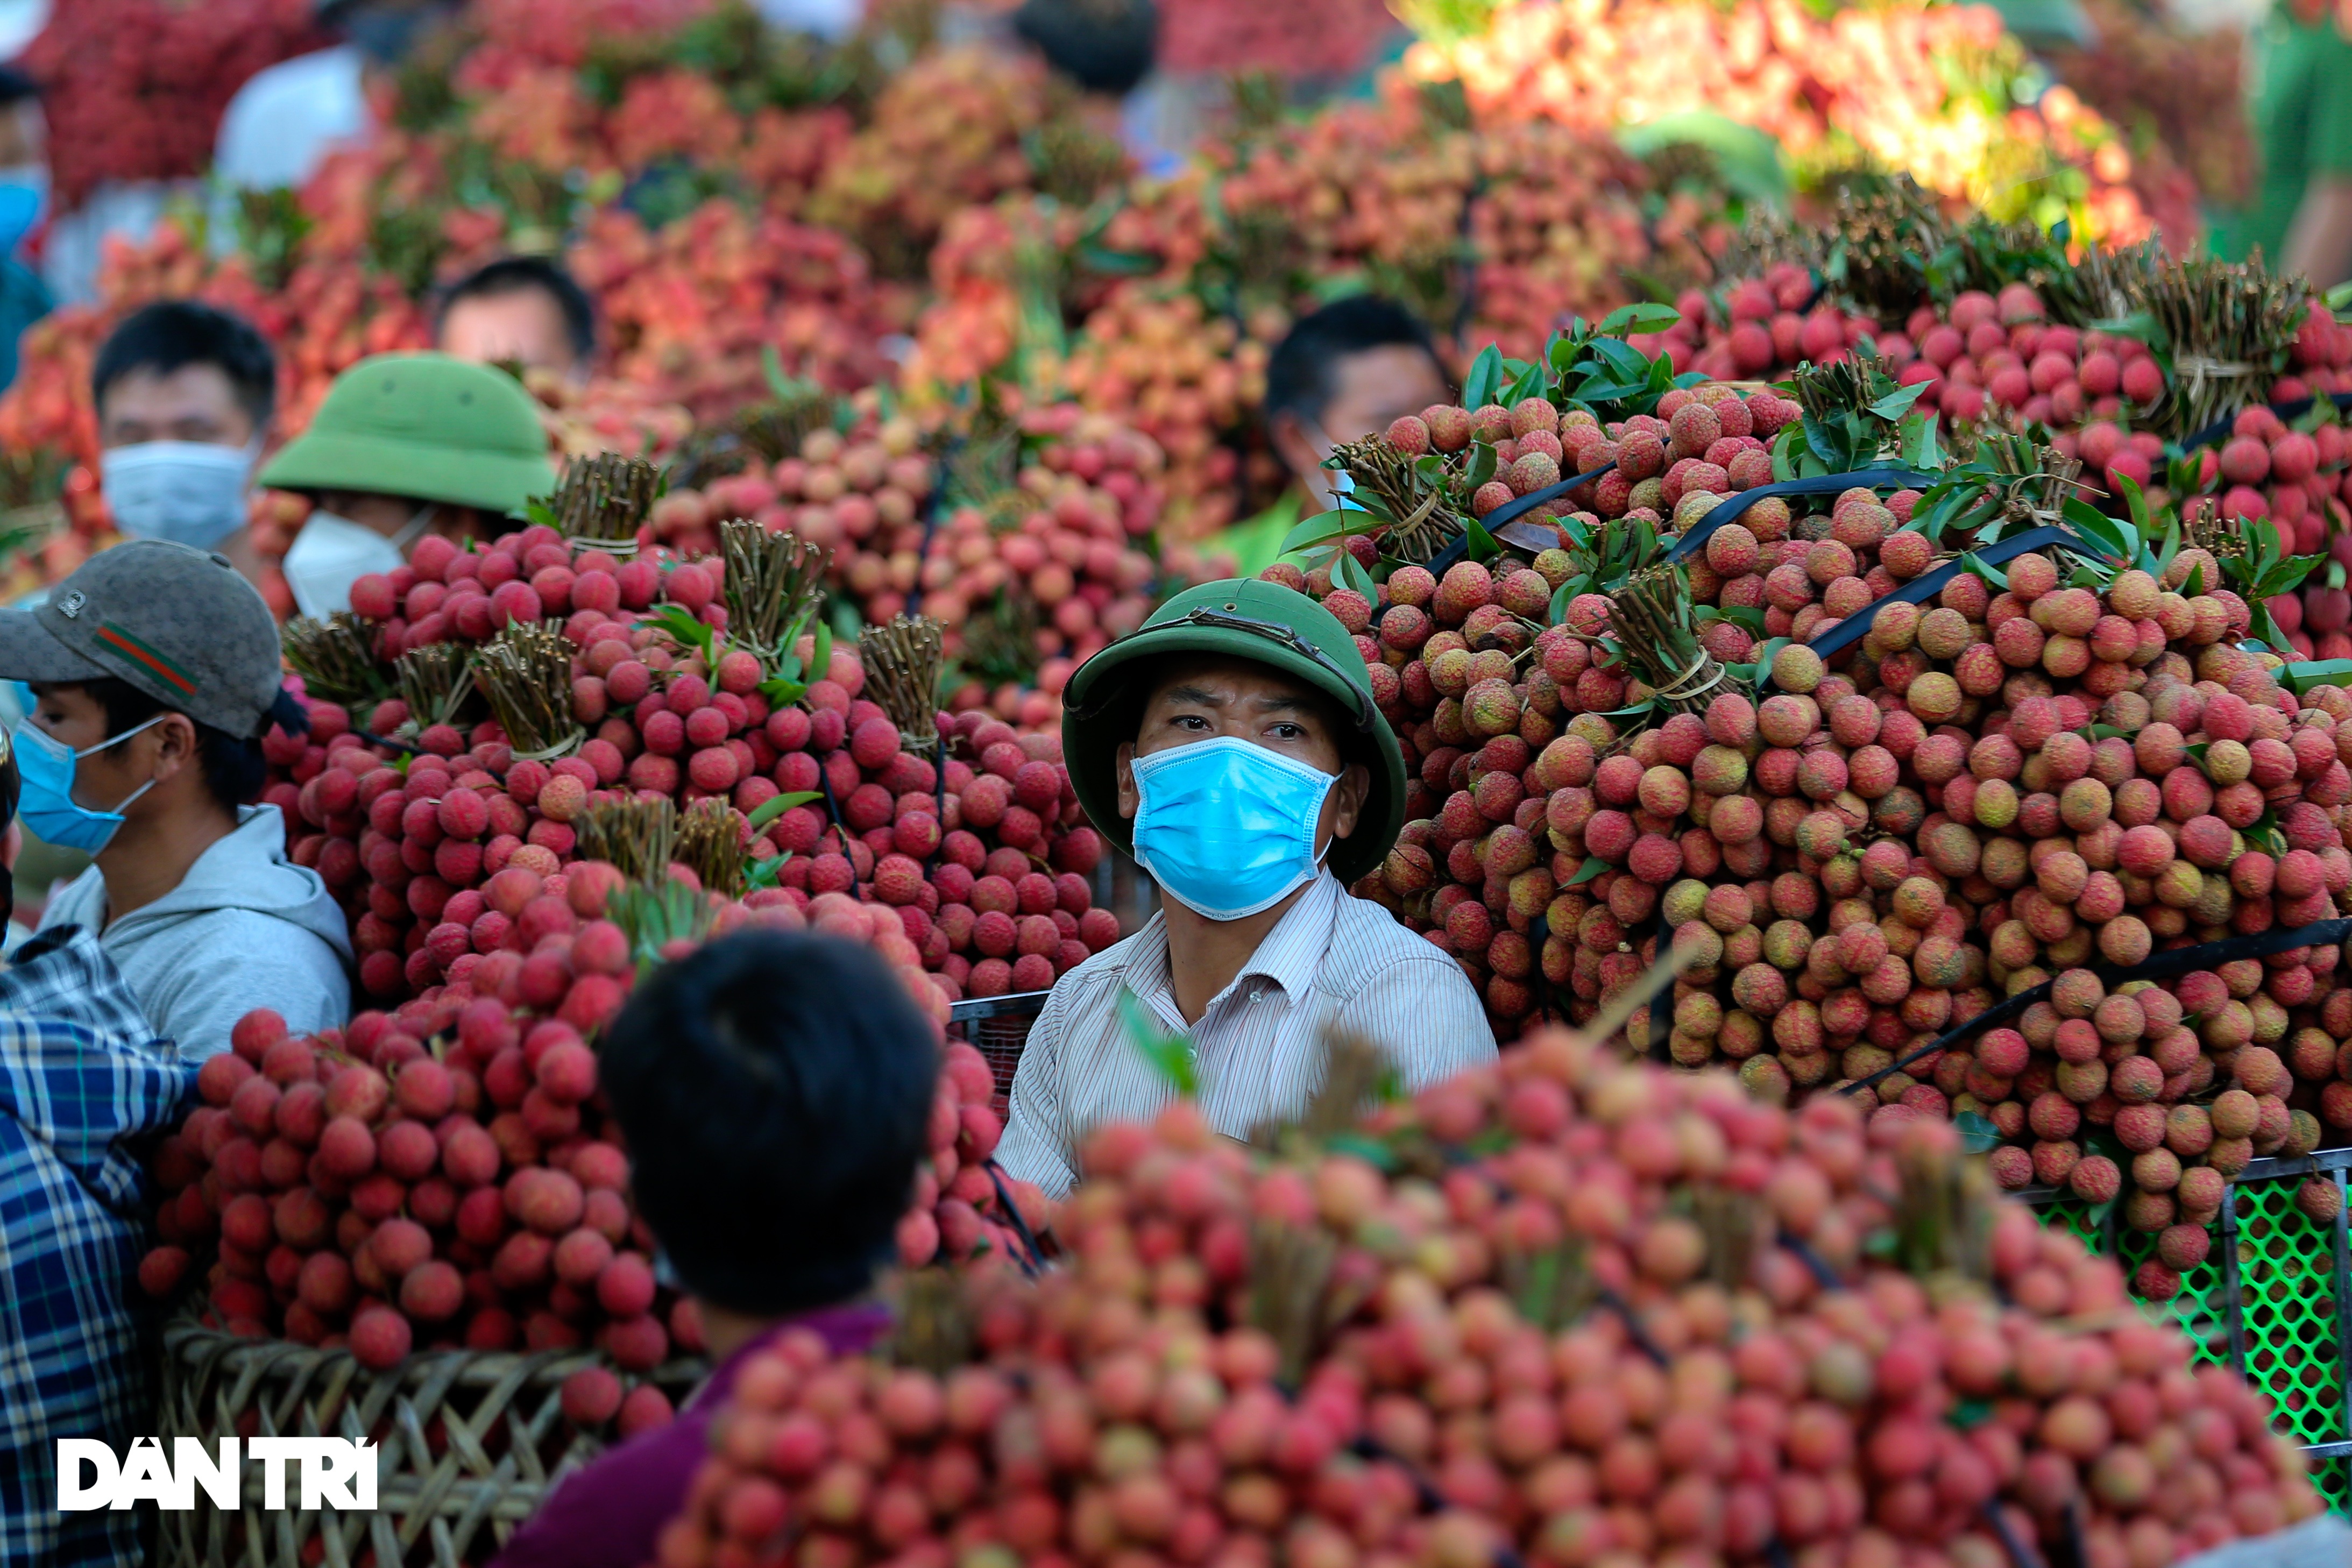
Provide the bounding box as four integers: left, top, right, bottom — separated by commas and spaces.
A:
1662, 466, 1943, 565
2178, 390, 2352, 453
1841, 917, 2352, 1099
983, 1158, 1047, 1279
1423, 460, 1619, 573
1803, 523, 2105, 664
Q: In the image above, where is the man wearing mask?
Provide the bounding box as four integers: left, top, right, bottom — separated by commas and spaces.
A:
0, 718, 201, 1567
996, 578, 1496, 1199
257, 351, 554, 619
0, 540, 352, 1058
1215, 295, 1451, 578
93, 300, 278, 583
0, 65, 51, 392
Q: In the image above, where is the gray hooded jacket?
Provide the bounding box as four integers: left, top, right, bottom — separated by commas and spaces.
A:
37, 804, 353, 1059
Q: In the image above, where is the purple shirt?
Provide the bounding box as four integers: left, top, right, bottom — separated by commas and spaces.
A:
489, 1303, 892, 1568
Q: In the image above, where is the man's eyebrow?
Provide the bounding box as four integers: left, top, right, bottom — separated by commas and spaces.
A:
1157, 684, 1223, 707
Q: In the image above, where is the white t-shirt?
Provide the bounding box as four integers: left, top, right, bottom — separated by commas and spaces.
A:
213, 45, 371, 193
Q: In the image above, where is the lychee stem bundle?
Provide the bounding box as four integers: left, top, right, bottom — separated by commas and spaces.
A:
728, 382, 834, 465
550, 452, 661, 554
675, 797, 748, 900
1891, 1131, 1996, 1285
281, 613, 385, 712
473, 622, 583, 761
858, 613, 946, 749
887, 1267, 975, 1377
391, 642, 476, 734
1330, 433, 1458, 563
2140, 254, 2306, 438
576, 796, 679, 885
717, 517, 830, 668
1605, 565, 1733, 718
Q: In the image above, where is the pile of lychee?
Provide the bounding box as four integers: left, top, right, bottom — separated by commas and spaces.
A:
273, 517, 1115, 1011
651, 1025, 2329, 1568
138, 878, 1055, 1394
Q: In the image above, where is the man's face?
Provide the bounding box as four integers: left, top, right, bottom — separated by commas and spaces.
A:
1114, 656, 1370, 862
1276, 344, 1451, 513
24, 683, 181, 822
0, 98, 44, 171
440, 289, 580, 380
98, 364, 258, 452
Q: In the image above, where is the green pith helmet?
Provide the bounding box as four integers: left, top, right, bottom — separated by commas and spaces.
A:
259, 353, 555, 514
1061, 578, 1406, 888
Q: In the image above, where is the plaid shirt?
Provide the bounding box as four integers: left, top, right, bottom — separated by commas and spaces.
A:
0, 925, 195, 1566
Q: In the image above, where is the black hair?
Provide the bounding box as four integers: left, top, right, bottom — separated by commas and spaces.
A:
1264, 294, 1443, 433
1013, 0, 1158, 96
437, 256, 597, 366
93, 301, 278, 434
0, 65, 39, 109
601, 930, 938, 1317
81, 677, 267, 813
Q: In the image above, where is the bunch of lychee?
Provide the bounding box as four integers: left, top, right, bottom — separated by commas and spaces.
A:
274, 522, 1117, 1010
139, 985, 705, 1402
652, 1025, 2327, 1568
138, 892, 1054, 1390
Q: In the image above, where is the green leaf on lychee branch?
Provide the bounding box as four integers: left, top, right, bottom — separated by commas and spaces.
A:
638, 603, 716, 665
1953, 1110, 2001, 1155
1567, 856, 1608, 886
746, 790, 823, 832
1461, 513, 1500, 564
1460, 343, 1504, 412
1596, 301, 1681, 339
2256, 554, 2326, 599
2281, 658, 2352, 693
1118, 992, 1196, 1097
745, 855, 788, 891
2245, 810, 2287, 857
1947, 1398, 1995, 1431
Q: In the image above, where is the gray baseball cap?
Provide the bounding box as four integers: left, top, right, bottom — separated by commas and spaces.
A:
0, 541, 287, 738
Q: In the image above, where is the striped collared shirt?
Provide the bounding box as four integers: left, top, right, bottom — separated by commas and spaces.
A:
996, 871, 1498, 1198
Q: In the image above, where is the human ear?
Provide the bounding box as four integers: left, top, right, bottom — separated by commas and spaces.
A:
147, 713, 200, 785
1116, 741, 1138, 822
1330, 761, 1370, 842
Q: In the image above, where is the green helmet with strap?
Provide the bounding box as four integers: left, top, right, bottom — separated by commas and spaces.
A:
259, 352, 554, 515
1060, 578, 1407, 888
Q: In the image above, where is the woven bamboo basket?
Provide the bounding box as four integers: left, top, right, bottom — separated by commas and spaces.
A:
154, 1307, 706, 1568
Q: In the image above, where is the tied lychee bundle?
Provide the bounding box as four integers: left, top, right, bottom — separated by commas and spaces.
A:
1626, 545, 2347, 1076
655, 1020, 2327, 1568
1963, 964, 2338, 1297
141, 986, 706, 1389
643, 395, 1185, 717
140, 883, 1053, 1380
266, 506, 1118, 1011
1329, 363, 1800, 569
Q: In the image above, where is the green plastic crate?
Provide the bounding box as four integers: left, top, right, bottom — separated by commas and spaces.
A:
2027, 1152, 2352, 1516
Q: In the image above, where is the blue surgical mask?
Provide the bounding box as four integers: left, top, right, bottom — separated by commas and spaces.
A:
1130, 735, 1337, 921
0, 164, 46, 256
14, 711, 167, 855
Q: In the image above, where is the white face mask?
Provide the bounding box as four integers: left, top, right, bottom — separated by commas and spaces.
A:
101, 439, 259, 549
282, 505, 435, 620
